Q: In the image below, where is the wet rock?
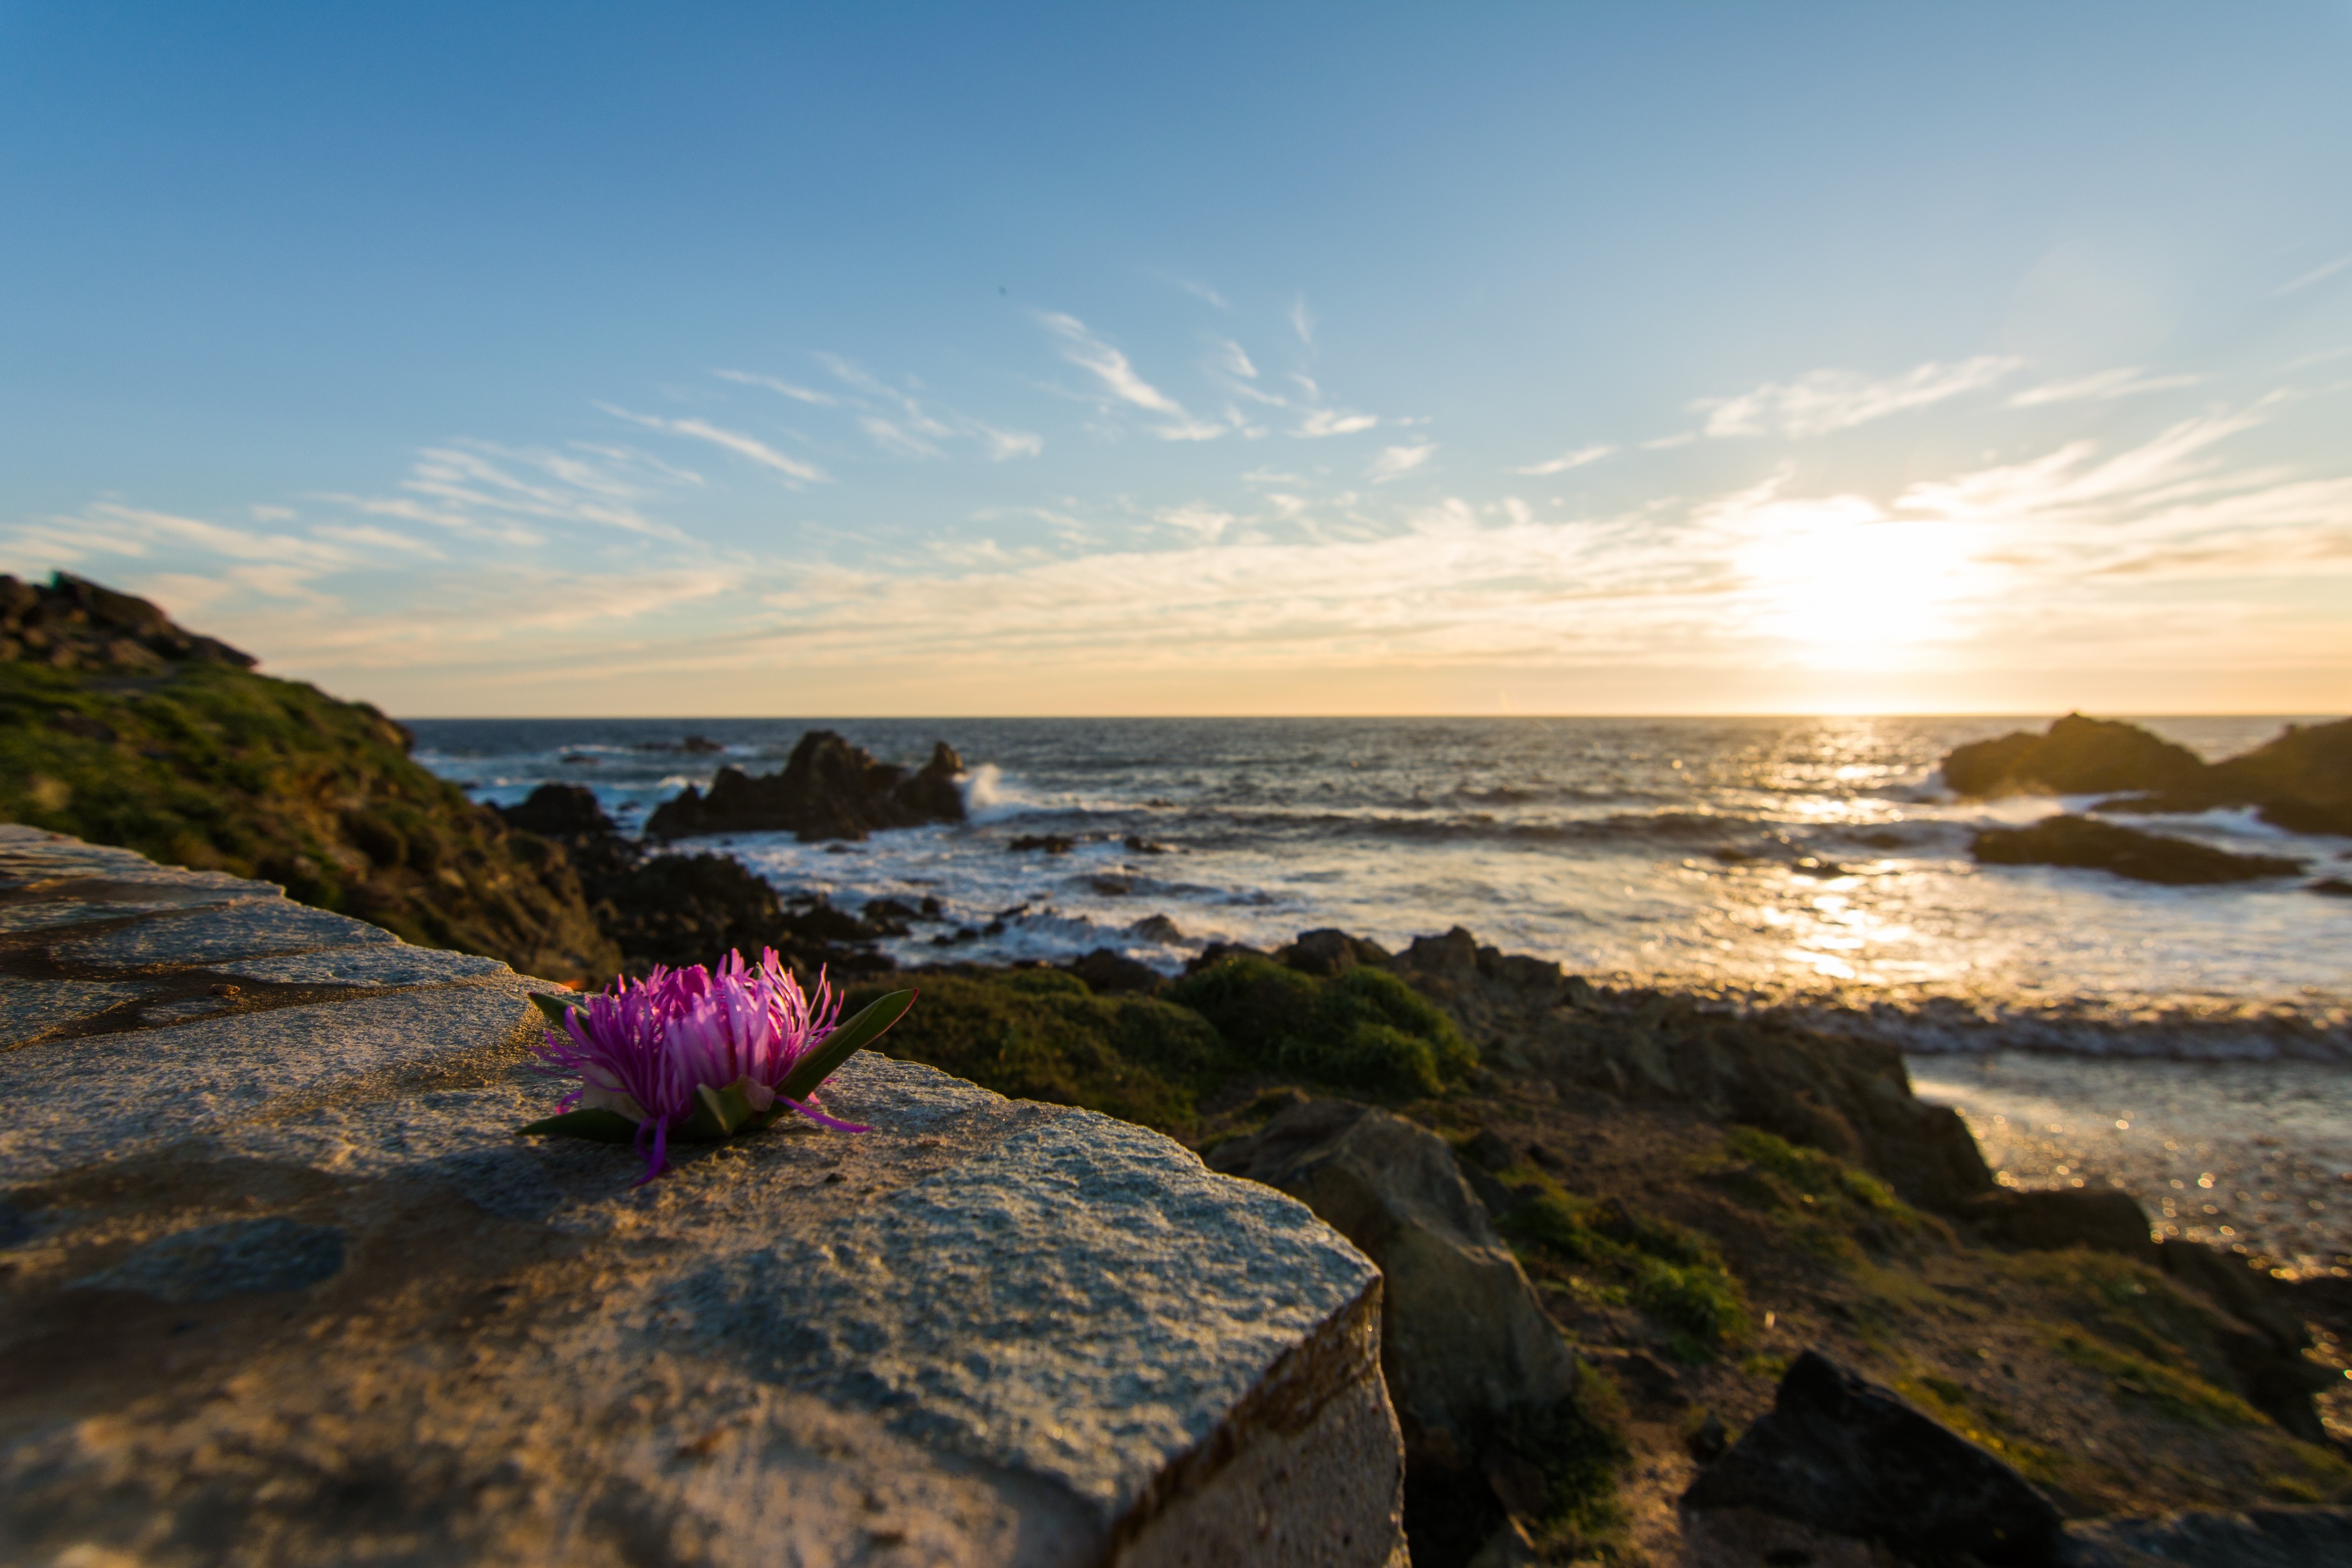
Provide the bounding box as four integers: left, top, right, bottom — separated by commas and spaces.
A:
1958, 1188, 2157, 1261
2061, 1505, 2352, 1567
2308, 877, 2352, 897
1207, 1097, 1582, 1470
645, 731, 965, 843
1943, 714, 2210, 798
1124, 835, 1173, 854
1972, 815, 2303, 885
1126, 913, 1184, 943
1681, 1348, 2063, 1567
2198, 718, 2352, 836
1010, 833, 1076, 854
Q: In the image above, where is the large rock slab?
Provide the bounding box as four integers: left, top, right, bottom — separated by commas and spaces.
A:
1208, 1096, 1582, 1468
0, 827, 1406, 1566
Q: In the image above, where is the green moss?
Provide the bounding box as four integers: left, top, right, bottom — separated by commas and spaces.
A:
2043, 1326, 2265, 1429
1165, 956, 1476, 1099
1501, 1188, 1751, 1362
848, 972, 1229, 1135
0, 660, 617, 978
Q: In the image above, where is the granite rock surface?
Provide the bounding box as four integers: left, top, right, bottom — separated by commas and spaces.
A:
0, 825, 1405, 1566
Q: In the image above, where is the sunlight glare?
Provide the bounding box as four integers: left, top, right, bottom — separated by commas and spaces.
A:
1735, 502, 1983, 664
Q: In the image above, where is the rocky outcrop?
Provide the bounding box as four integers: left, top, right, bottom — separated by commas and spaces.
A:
1373, 927, 1994, 1213
0, 576, 620, 982
646, 729, 966, 842
1972, 815, 2304, 885
494, 782, 904, 976
0, 571, 257, 670
1943, 714, 2210, 799
1941, 713, 2352, 837
0, 827, 1408, 1566
1683, 1349, 2065, 1567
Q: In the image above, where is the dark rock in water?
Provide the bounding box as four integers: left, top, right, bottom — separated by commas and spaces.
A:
2200, 717, 2352, 837
644, 731, 965, 843
2308, 877, 2352, 897
1008, 833, 1074, 854
72, 1218, 348, 1304
1123, 834, 1173, 854
1943, 714, 2209, 798
497, 782, 614, 841
1947, 711, 2352, 837
2062, 1506, 2352, 1567
678, 733, 724, 754
1959, 1188, 2156, 1261
1126, 913, 1184, 944
1972, 815, 2303, 885
1064, 948, 1165, 995
1681, 1348, 2063, 1567
1209, 1097, 1583, 1473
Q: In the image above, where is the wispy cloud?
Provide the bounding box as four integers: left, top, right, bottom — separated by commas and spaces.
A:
1298, 408, 1379, 438
1697, 356, 2020, 438
715, 368, 837, 404
1369, 442, 1436, 482
2274, 251, 2352, 298
2008, 367, 2202, 407
1035, 310, 1228, 441
1289, 296, 1315, 347
1213, 339, 1258, 379
1511, 443, 1615, 476
602, 407, 831, 485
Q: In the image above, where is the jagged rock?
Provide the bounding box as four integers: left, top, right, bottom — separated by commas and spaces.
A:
1207, 1097, 1583, 1470
645, 731, 966, 843
1943, 714, 2209, 798
0, 571, 257, 671
2061, 1505, 2352, 1567
1944, 712, 2352, 837
0, 829, 1410, 1566
1382, 927, 1993, 1213
1973, 816, 2303, 885
1958, 1188, 2157, 1261
1681, 1349, 2064, 1567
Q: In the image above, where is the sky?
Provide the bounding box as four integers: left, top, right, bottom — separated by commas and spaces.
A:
2, 3, 2350, 718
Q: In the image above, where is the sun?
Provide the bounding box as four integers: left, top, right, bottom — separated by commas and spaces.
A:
1733, 500, 1983, 665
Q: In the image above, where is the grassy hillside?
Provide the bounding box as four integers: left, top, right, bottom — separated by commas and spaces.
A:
0, 574, 619, 981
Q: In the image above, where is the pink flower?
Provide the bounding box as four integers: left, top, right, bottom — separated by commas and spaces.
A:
531, 948, 868, 1182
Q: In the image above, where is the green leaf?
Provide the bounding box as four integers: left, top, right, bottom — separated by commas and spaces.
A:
517, 1107, 640, 1143
531, 992, 590, 1028
779, 989, 917, 1101
683, 1082, 762, 1140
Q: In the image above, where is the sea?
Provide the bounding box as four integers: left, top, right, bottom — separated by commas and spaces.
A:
406, 715, 2352, 1275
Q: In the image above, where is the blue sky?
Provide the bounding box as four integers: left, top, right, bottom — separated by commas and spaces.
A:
3, 2, 2350, 715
